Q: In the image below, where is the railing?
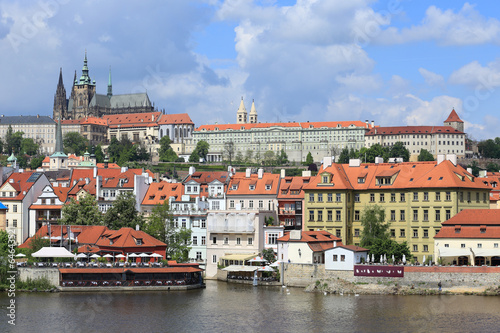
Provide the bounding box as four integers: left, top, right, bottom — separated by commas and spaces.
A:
60, 279, 197, 287
279, 209, 296, 215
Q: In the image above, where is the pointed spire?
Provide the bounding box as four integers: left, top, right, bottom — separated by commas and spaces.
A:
79, 50, 93, 85
73, 70, 77, 85
107, 66, 112, 98
250, 99, 257, 114
58, 68, 64, 87
54, 117, 65, 154
237, 97, 246, 112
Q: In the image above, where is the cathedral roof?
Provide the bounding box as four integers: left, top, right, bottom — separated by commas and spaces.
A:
89, 93, 152, 108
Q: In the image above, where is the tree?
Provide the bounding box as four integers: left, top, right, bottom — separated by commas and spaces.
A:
0, 138, 4, 154
103, 192, 144, 230
194, 140, 209, 162
418, 149, 435, 161
466, 161, 480, 177
369, 238, 411, 263
337, 148, 350, 164
304, 152, 314, 165
276, 149, 288, 165
360, 205, 390, 249
94, 144, 105, 163
30, 155, 45, 169
21, 138, 39, 155
144, 201, 192, 262
159, 136, 178, 162
478, 138, 500, 158
16, 154, 28, 169
63, 132, 88, 155
262, 248, 276, 263
263, 150, 275, 166
5, 127, 23, 155
234, 151, 244, 164
60, 195, 102, 226
486, 162, 500, 172
365, 144, 387, 163
244, 149, 254, 164
223, 141, 235, 164
388, 142, 410, 161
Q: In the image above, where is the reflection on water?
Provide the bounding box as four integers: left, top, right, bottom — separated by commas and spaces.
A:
1, 281, 499, 332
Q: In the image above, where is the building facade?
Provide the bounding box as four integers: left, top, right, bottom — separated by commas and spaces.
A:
0, 116, 56, 155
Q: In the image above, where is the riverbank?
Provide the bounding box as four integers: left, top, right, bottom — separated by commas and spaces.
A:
304, 278, 500, 296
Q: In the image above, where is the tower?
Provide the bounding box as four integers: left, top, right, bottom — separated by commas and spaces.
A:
444, 108, 464, 132
53, 68, 68, 120
249, 99, 258, 124
70, 51, 96, 119
50, 117, 68, 170
236, 97, 247, 124
107, 66, 113, 98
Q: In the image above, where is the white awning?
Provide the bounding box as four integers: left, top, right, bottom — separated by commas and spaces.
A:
474, 249, 500, 257
221, 265, 259, 272
32, 247, 75, 258
436, 247, 472, 257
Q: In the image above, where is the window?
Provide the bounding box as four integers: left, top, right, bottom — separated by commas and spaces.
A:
413, 245, 418, 252
423, 245, 428, 252
391, 193, 396, 202
435, 210, 441, 221
413, 210, 418, 221
423, 192, 428, 201
182, 220, 186, 228
336, 193, 341, 202
400, 210, 405, 221
212, 236, 217, 244
201, 220, 206, 228
229, 200, 235, 209
435, 192, 441, 201
423, 229, 429, 238
196, 252, 202, 260
309, 210, 314, 221
413, 229, 418, 238
390, 210, 395, 221
317, 193, 323, 202
309, 194, 314, 202
268, 233, 278, 245
477, 243, 482, 248
413, 192, 418, 201
354, 194, 360, 202
248, 237, 253, 245
370, 194, 375, 202
445, 191, 451, 201
224, 237, 229, 245
201, 236, 206, 245
354, 210, 360, 221
461, 244, 465, 248
327, 210, 332, 221
400, 193, 405, 202
400, 229, 406, 237
390, 229, 395, 237
423, 210, 428, 221
379, 193, 385, 202
192, 236, 198, 245
236, 237, 241, 245
258, 200, 263, 209
341, 255, 345, 262
212, 201, 220, 210
327, 193, 333, 202
494, 243, 498, 248
336, 229, 341, 238
317, 210, 323, 221
212, 255, 217, 263
336, 210, 341, 221
333, 255, 338, 261
354, 229, 360, 237
240, 200, 245, 209
249, 200, 254, 209
13, 220, 17, 227
322, 176, 329, 183
444, 244, 449, 248
445, 210, 451, 220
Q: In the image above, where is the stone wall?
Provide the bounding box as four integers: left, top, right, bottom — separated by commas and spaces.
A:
18, 268, 60, 287
281, 264, 500, 289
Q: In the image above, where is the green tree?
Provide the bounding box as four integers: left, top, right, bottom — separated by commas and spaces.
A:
262, 248, 276, 263
369, 238, 411, 263
21, 138, 39, 156
234, 151, 244, 164
223, 141, 235, 164
0, 138, 4, 154
365, 144, 387, 163
28, 234, 51, 254
103, 192, 144, 230
466, 161, 480, 176
94, 144, 105, 163
417, 149, 435, 161
136, 144, 150, 161
486, 162, 500, 172
337, 148, 350, 164
16, 154, 28, 169
244, 149, 254, 164
360, 205, 390, 249
276, 149, 288, 165
30, 155, 45, 169
388, 142, 410, 161
60, 195, 102, 226
304, 152, 314, 165
478, 139, 500, 158
159, 136, 178, 162
193, 140, 209, 162
63, 132, 88, 155
263, 150, 275, 166
6, 127, 24, 155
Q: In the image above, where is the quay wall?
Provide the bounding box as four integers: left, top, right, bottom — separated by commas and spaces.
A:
280, 264, 500, 289
18, 268, 60, 287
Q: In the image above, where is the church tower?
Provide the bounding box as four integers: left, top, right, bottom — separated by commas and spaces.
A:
443, 108, 464, 132
53, 68, 68, 120
107, 66, 113, 98
50, 117, 68, 170
70, 51, 96, 119
249, 99, 258, 124
236, 97, 247, 124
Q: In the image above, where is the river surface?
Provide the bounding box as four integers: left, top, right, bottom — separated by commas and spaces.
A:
1, 281, 499, 332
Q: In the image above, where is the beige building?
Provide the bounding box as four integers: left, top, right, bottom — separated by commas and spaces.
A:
0, 115, 56, 155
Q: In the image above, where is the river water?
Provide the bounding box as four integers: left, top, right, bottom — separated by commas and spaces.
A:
1, 281, 499, 332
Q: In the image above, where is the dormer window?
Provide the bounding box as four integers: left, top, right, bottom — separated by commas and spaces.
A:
265, 185, 271, 190
231, 185, 238, 190
249, 185, 255, 190
322, 176, 328, 183
135, 238, 143, 245
358, 177, 365, 184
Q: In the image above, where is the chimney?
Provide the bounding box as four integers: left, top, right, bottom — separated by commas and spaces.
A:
467, 168, 472, 174
189, 166, 195, 175
375, 156, 383, 164
258, 168, 263, 179
446, 154, 457, 166
323, 156, 332, 168
479, 170, 487, 177
121, 166, 128, 173
9, 178, 13, 183
280, 169, 286, 178
302, 170, 311, 177
437, 154, 445, 165
290, 230, 301, 240
334, 240, 337, 247
349, 159, 361, 167
371, 120, 374, 128
365, 120, 369, 128
93, 167, 97, 178
246, 168, 251, 178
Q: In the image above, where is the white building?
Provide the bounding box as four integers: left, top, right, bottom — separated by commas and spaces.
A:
277, 230, 341, 264
325, 245, 369, 271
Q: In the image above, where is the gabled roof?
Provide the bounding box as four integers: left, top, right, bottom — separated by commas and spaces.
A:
444, 109, 464, 123
142, 181, 183, 205
226, 172, 280, 196
277, 230, 342, 252
303, 164, 352, 191
158, 113, 194, 125
183, 171, 229, 185
435, 209, 500, 239
95, 227, 166, 248
441, 209, 500, 226
331, 245, 369, 252
103, 112, 162, 128
80, 116, 108, 126
52, 186, 70, 203
18, 225, 108, 249
195, 120, 369, 132
277, 176, 308, 199
365, 125, 463, 136
0, 172, 43, 201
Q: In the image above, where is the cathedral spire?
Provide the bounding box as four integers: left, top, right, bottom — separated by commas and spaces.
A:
79, 50, 94, 85
236, 97, 247, 124
58, 68, 64, 87
107, 66, 113, 98
55, 117, 64, 154
249, 99, 258, 124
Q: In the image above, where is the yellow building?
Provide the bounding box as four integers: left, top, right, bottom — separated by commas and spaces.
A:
303, 156, 491, 261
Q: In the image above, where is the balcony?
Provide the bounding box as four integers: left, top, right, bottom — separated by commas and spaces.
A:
279, 208, 296, 215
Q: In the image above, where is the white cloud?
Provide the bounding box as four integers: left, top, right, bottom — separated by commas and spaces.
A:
419, 68, 445, 88
376, 3, 500, 45
73, 14, 83, 25
449, 59, 500, 88
98, 34, 111, 43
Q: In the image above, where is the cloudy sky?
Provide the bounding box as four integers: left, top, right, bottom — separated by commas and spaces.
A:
1, 0, 500, 140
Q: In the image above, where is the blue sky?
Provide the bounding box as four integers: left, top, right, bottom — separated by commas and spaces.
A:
1, 0, 500, 140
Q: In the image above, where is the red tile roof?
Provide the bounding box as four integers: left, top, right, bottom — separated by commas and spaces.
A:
142, 181, 183, 205
0, 172, 41, 201
18, 225, 108, 249
441, 209, 500, 226
277, 176, 308, 199
195, 120, 369, 132
103, 112, 162, 128
335, 245, 369, 252
435, 209, 500, 239
95, 228, 166, 248
278, 230, 342, 252
444, 109, 463, 123
434, 226, 500, 239
183, 171, 229, 185
365, 125, 463, 136
80, 117, 108, 126
158, 113, 194, 125
227, 172, 280, 196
